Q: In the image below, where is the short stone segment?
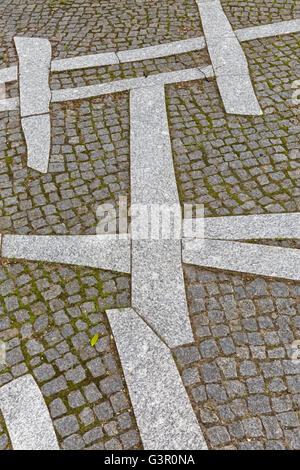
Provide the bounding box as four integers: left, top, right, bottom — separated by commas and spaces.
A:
0, 375, 59, 450
107, 308, 207, 450
183, 239, 300, 281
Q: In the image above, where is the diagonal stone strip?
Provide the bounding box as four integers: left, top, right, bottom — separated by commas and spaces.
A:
1, 234, 131, 274
195, 0, 262, 115
204, 213, 300, 240
0, 375, 59, 450
107, 308, 207, 450
183, 239, 300, 281
14, 37, 52, 173
21, 114, 51, 173
130, 84, 193, 348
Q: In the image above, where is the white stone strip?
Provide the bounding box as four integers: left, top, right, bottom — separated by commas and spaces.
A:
0, 65, 17, 84
0, 375, 59, 450
195, 0, 262, 115
0, 97, 19, 112
14, 37, 52, 173
204, 213, 300, 240
2, 234, 131, 274
107, 308, 207, 450
22, 114, 51, 173
236, 18, 300, 42
52, 65, 214, 103
14, 37, 51, 117
183, 239, 300, 281
51, 52, 119, 72
117, 37, 206, 63
130, 85, 193, 348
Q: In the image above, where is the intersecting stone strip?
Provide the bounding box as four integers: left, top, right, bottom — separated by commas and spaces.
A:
183, 239, 300, 281
1, 235, 131, 274
0, 375, 59, 450
236, 19, 300, 42
130, 85, 193, 348
14, 37, 51, 117
107, 308, 207, 450
51, 66, 214, 103
195, 0, 262, 115
204, 213, 300, 240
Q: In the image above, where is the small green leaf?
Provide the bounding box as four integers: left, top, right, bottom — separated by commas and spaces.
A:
91, 334, 99, 347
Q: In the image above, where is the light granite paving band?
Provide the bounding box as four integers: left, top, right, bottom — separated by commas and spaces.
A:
1, 234, 131, 274
21, 114, 51, 173
195, 0, 262, 115
14, 37, 52, 173
183, 239, 300, 281
116, 37, 207, 63
130, 85, 193, 348
203, 213, 300, 240
0, 375, 59, 450
51, 66, 214, 103
107, 308, 207, 450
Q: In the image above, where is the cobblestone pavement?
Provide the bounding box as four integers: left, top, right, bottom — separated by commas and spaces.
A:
0, 93, 130, 235
0, 0, 203, 66
221, 0, 299, 30
176, 266, 300, 450
0, 0, 299, 452
0, 260, 142, 450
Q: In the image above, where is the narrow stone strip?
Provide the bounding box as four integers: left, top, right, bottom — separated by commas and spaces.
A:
2, 234, 131, 274
117, 37, 206, 62
204, 213, 300, 240
183, 239, 300, 281
107, 308, 207, 450
51, 52, 119, 72
195, 0, 262, 115
0, 375, 59, 450
236, 18, 300, 42
14, 37, 51, 117
52, 65, 214, 103
130, 84, 194, 348
22, 114, 51, 173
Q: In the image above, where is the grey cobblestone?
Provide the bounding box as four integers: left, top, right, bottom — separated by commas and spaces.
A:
0, 260, 141, 450
177, 266, 300, 450
168, 34, 300, 217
